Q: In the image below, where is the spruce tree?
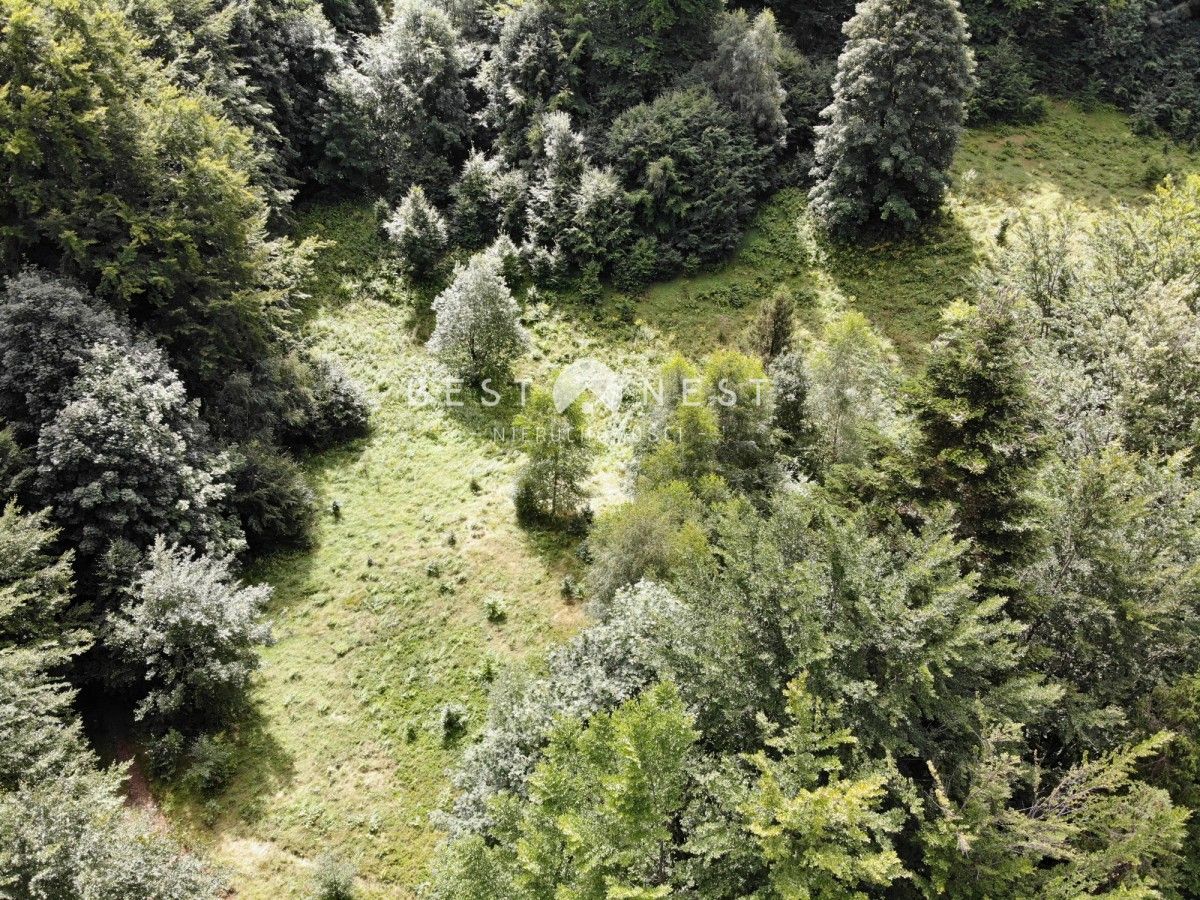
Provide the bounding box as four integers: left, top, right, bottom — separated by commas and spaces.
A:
907, 294, 1045, 599
808, 0, 975, 237
384, 184, 448, 279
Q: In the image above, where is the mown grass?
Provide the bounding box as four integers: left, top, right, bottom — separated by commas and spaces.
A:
161, 100, 1200, 897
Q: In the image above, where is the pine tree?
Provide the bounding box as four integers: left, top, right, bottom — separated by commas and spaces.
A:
384, 184, 448, 278
907, 294, 1045, 599
808, 0, 975, 237
426, 245, 530, 386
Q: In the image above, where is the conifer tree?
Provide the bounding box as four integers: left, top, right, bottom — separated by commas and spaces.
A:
907, 294, 1045, 599
384, 184, 448, 279
808, 0, 975, 237
704, 9, 787, 147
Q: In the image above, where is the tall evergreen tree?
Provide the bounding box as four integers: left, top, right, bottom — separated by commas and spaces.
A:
808, 0, 975, 237
907, 294, 1045, 600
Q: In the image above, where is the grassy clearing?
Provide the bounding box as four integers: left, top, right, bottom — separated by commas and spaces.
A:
160, 100, 1200, 897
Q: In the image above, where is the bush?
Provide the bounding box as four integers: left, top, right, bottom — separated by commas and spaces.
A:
106, 539, 273, 728
483, 593, 508, 623
297, 357, 372, 451
179, 733, 236, 796
312, 854, 357, 900
606, 88, 767, 268
440, 703, 469, 736
229, 443, 317, 553
384, 184, 448, 279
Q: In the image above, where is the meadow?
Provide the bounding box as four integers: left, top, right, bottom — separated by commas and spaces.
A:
163, 100, 1200, 897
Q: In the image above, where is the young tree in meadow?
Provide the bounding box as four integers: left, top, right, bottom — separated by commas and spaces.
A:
808, 0, 975, 237
450, 151, 503, 250
384, 183, 448, 279
427, 246, 530, 385
745, 285, 796, 362
513, 389, 592, 524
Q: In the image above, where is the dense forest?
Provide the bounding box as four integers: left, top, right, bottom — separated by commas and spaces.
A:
2, 0, 1200, 895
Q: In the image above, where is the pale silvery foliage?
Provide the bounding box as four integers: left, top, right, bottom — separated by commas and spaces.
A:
998, 205, 1200, 457
384, 183, 448, 277
808, 0, 976, 235
0, 767, 225, 898
35, 342, 240, 564
801, 309, 908, 467
704, 8, 787, 147
479, 0, 574, 162
329, 0, 468, 194
523, 110, 587, 275
426, 243, 530, 384
441, 581, 691, 834
107, 538, 273, 724
0, 270, 129, 435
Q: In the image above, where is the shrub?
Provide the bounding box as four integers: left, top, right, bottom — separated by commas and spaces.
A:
312, 854, 357, 900
229, 443, 318, 553
440, 703, 469, 736
606, 88, 767, 268
106, 539, 273, 728
297, 357, 372, 451
179, 733, 236, 796
483, 593, 508, 623
384, 184, 448, 279
745, 286, 796, 361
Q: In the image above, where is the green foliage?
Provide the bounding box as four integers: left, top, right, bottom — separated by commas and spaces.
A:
0, 768, 226, 898
0, 271, 129, 437
427, 245, 530, 385
433, 682, 698, 898
556, 0, 722, 119
107, 538, 273, 728
922, 726, 1186, 898
585, 481, 709, 604
967, 39, 1047, 126
385, 184, 449, 280
481, 0, 579, 162
312, 854, 358, 900
34, 343, 240, 572
907, 294, 1046, 597
744, 286, 796, 362
740, 679, 907, 899
322, 0, 469, 197
701, 350, 779, 494
809, 0, 976, 236
513, 389, 593, 525
0, 0, 318, 407
228, 442, 318, 553
606, 88, 767, 272
702, 9, 787, 147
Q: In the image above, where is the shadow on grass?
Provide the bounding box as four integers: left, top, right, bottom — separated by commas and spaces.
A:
820, 209, 980, 366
